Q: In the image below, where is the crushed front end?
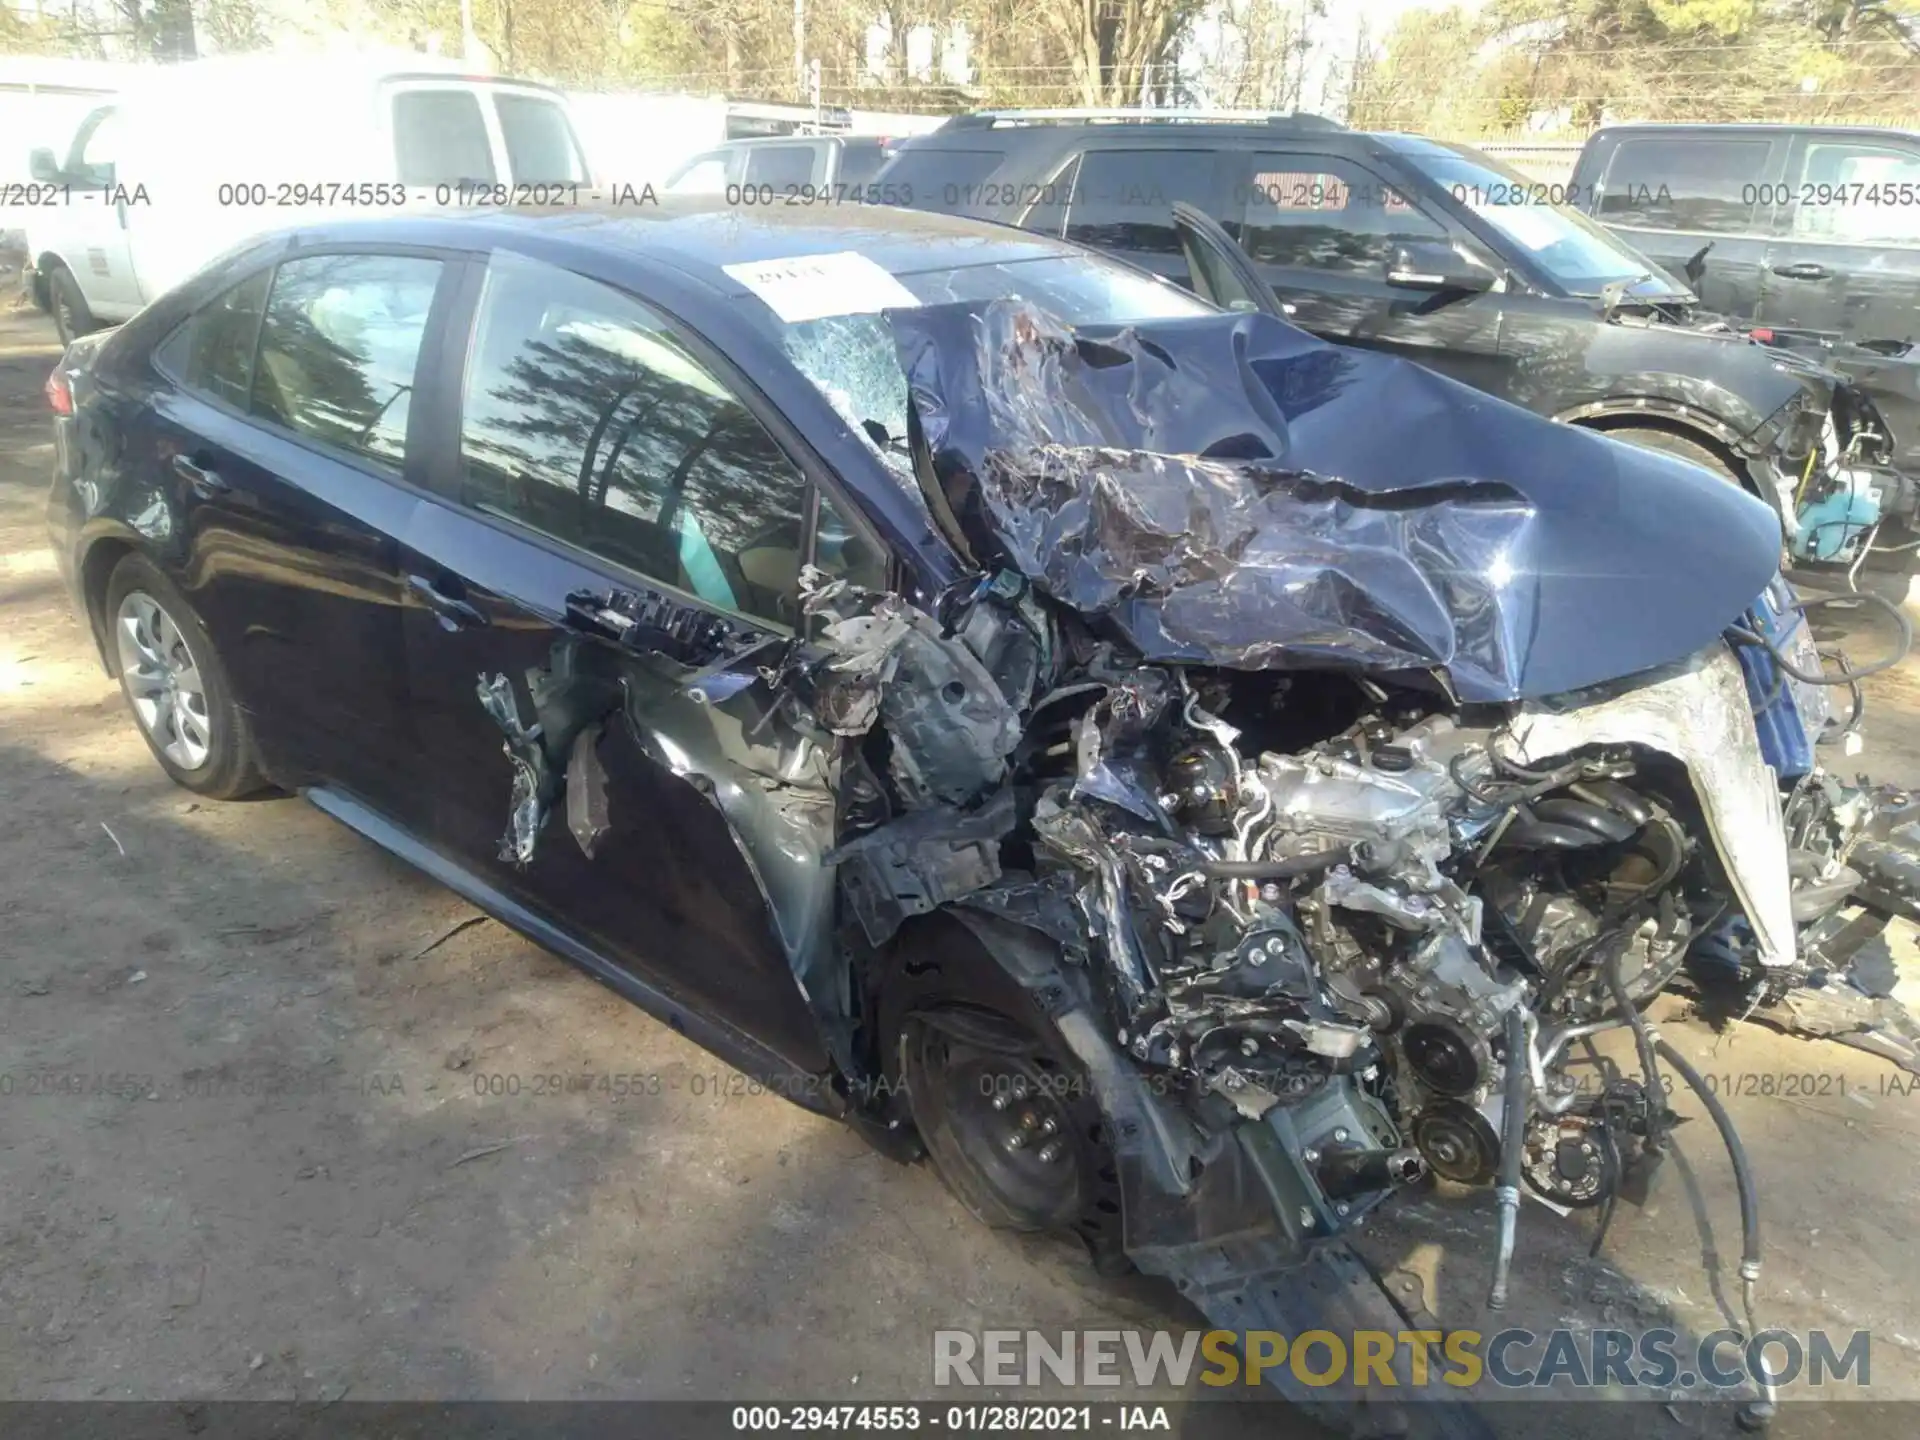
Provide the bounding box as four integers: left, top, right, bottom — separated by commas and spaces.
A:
749, 301, 1920, 1429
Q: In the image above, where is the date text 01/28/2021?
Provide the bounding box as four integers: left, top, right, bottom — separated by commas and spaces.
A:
730, 1406, 1169, 1432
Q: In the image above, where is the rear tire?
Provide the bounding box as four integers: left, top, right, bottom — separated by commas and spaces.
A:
48, 263, 97, 347
104, 554, 265, 800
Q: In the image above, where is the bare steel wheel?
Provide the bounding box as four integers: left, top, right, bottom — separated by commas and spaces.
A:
880, 921, 1127, 1267
103, 553, 265, 799
898, 1017, 1092, 1231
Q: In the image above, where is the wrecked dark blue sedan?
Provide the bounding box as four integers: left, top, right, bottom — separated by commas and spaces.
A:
45, 199, 1920, 1434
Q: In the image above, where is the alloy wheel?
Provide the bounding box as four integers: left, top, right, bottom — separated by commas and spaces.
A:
114, 590, 212, 770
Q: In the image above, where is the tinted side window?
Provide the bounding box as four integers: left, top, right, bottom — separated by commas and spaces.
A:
1789, 141, 1920, 244
393, 90, 495, 184
156, 268, 272, 407
1598, 136, 1768, 234
495, 93, 585, 183
1238, 154, 1444, 273
1065, 149, 1215, 255
835, 142, 887, 187
744, 143, 820, 187
251, 254, 442, 470
878, 146, 1004, 210
460, 251, 813, 627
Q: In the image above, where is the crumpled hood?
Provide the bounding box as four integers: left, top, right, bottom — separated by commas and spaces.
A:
890, 301, 1782, 703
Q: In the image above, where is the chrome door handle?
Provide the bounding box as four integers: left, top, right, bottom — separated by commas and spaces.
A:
406, 573, 488, 631
172, 453, 228, 497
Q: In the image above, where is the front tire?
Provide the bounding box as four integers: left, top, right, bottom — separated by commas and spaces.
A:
880, 923, 1125, 1262
104, 554, 264, 799
48, 262, 97, 347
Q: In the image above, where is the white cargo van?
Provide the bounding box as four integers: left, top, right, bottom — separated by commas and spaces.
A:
26, 53, 590, 341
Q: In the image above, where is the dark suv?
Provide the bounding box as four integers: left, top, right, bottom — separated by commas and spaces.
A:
1568, 123, 1920, 349
879, 112, 1913, 584
1567, 122, 1920, 568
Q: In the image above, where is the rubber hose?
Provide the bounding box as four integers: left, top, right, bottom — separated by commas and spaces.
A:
1652, 1037, 1762, 1272
1201, 848, 1347, 881
1605, 939, 1667, 1155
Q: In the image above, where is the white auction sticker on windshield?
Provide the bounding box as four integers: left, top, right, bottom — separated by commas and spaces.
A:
722, 251, 922, 323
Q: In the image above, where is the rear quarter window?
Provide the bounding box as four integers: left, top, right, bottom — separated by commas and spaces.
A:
743, 143, 821, 188
834, 143, 888, 187
154, 268, 273, 408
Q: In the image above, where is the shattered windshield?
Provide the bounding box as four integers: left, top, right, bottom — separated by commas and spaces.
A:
765, 256, 1211, 486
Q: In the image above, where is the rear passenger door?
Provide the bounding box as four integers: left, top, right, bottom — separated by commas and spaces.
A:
146, 249, 448, 819
1059, 146, 1233, 288
1760, 133, 1920, 344
397, 249, 882, 1074
1222, 150, 1509, 391
1587, 131, 1781, 320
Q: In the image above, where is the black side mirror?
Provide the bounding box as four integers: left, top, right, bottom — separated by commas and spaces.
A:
28, 147, 62, 184
1386, 242, 1495, 294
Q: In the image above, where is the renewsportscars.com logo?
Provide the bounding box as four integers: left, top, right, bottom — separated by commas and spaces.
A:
932, 1328, 1872, 1393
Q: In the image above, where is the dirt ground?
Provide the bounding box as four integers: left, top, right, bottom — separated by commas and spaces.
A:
4, 297, 1919, 1434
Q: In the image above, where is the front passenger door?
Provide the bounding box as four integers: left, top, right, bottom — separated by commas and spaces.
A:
1172, 201, 1290, 319
51, 106, 144, 315
400, 249, 879, 1074
1761, 134, 1920, 344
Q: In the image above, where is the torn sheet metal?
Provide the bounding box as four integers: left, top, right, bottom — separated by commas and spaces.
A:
1508, 643, 1797, 970
478, 672, 550, 865
888, 300, 1784, 703
476, 640, 627, 867
566, 725, 612, 859
827, 787, 1016, 946
1771, 980, 1920, 1075
811, 588, 1024, 808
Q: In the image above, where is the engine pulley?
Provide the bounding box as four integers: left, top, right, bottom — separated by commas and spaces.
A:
1401, 1018, 1490, 1097
1411, 1101, 1502, 1185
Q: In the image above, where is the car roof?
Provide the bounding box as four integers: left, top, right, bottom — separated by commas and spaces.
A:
109, 52, 566, 104
900, 120, 1346, 147
272, 196, 1077, 298
709, 133, 886, 148
1589, 121, 1920, 142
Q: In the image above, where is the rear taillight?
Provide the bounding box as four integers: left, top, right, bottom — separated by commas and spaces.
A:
45, 367, 73, 416
1751, 327, 1775, 343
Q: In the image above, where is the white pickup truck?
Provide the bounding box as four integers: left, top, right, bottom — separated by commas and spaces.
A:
25, 53, 591, 342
